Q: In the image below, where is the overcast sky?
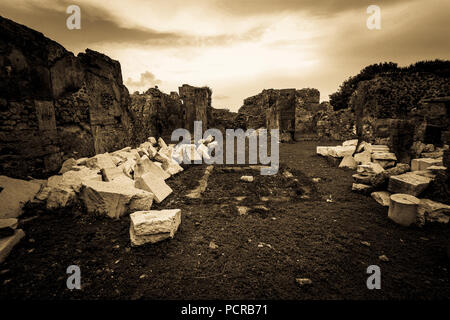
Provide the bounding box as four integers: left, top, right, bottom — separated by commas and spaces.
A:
1, 0, 449, 111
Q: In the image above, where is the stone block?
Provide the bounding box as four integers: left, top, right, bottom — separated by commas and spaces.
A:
135, 172, 173, 203
134, 156, 170, 180
411, 158, 443, 171
388, 193, 420, 226
85, 153, 115, 170
0, 176, 41, 219
81, 181, 154, 219
357, 163, 385, 175
371, 191, 391, 207
339, 155, 357, 169
354, 151, 371, 165
352, 183, 374, 195
388, 173, 431, 196
130, 209, 181, 246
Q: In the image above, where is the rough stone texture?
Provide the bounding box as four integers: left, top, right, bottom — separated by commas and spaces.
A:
80, 180, 154, 219
0, 16, 133, 179
0, 176, 41, 218
418, 199, 450, 224
179, 84, 211, 133
129, 209, 181, 246
388, 193, 421, 226
339, 155, 357, 169
135, 172, 173, 203
0, 229, 25, 263
370, 163, 410, 188
237, 88, 323, 141
350, 75, 450, 164
388, 172, 431, 196
351, 183, 374, 195
371, 191, 391, 207
411, 158, 443, 171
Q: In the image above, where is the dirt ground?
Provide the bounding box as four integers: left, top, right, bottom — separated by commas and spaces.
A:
0, 141, 449, 300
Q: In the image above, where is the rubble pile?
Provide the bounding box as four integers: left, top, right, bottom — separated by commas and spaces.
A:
317, 139, 449, 226
0, 135, 224, 259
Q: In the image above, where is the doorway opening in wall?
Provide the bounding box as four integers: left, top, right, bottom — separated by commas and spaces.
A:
424, 124, 442, 146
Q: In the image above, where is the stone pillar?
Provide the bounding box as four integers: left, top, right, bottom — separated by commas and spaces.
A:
388, 193, 420, 226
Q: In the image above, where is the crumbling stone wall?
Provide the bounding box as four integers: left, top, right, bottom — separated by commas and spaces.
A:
179, 84, 211, 133
237, 88, 324, 140
0, 16, 132, 178
208, 108, 238, 133
314, 102, 356, 141
350, 75, 450, 162
130, 88, 184, 142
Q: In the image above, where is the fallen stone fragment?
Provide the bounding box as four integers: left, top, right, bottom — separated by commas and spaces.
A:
388, 193, 421, 226
85, 153, 116, 170
357, 163, 385, 175
388, 172, 431, 196
418, 199, 450, 224
413, 170, 435, 179
328, 145, 356, 158
370, 163, 410, 188
0, 229, 25, 263
427, 166, 447, 174
282, 171, 294, 178
361, 241, 371, 247
421, 151, 444, 159
135, 172, 173, 203
46, 186, 76, 209
411, 158, 443, 171
352, 183, 374, 195
339, 155, 357, 169
367, 145, 390, 153
0, 176, 41, 219
316, 146, 331, 156
295, 278, 312, 286
240, 176, 254, 182
237, 206, 250, 216
81, 181, 154, 219
371, 191, 391, 207
158, 137, 168, 150
378, 255, 390, 262
373, 159, 396, 169
354, 150, 371, 165
148, 137, 157, 145
209, 241, 218, 249
134, 156, 170, 180
0, 218, 18, 238
59, 158, 78, 174
372, 152, 397, 161
352, 174, 373, 184
129, 209, 181, 246
101, 167, 128, 182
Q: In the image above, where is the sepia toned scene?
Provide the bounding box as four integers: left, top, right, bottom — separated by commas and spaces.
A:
0, 0, 449, 304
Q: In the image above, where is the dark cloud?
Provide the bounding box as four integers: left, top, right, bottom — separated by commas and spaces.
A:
126, 71, 162, 89
215, 0, 408, 17
0, 0, 267, 52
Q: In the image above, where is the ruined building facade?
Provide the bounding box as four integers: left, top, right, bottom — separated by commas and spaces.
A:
238, 88, 328, 140
0, 16, 212, 178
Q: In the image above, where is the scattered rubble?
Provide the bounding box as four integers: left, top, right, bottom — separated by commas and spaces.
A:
240, 176, 254, 182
